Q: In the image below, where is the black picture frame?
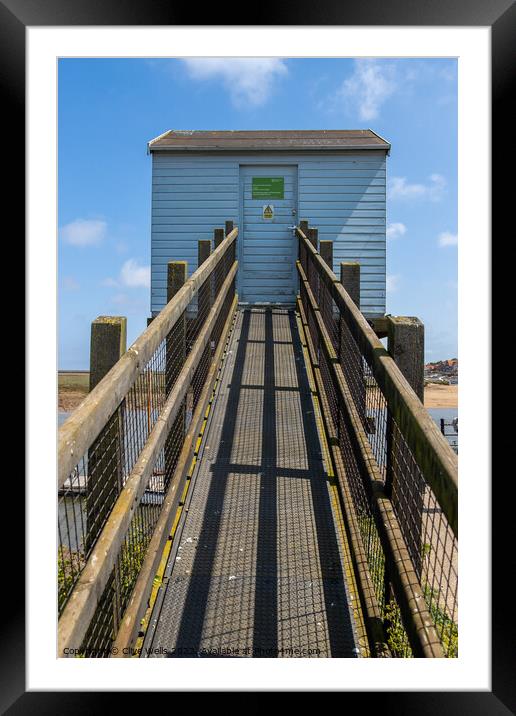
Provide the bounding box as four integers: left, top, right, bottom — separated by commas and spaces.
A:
9, 0, 509, 710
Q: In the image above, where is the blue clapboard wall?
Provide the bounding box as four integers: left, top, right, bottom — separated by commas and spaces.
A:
150, 151, 386, 317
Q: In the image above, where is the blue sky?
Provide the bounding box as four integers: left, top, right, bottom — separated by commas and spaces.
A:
58, 57, 457, 368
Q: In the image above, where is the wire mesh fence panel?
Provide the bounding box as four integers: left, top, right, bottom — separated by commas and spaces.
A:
58, 230, 238, 654
297, 228, 457, 658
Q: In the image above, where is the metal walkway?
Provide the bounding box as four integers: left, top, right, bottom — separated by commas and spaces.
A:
143, 307, 359, 658
59, 226, 458, 659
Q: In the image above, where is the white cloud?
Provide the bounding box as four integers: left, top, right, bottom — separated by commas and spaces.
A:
386, 222, 407, 240
336, 59, 396, 120
181, 58, 288, 108
61, 219, 107, 247
103, 259, 150, 290
120, 259, 150, 288
388, 174, 446, 202
438, 231, 458, 248
386, 274, 400, 293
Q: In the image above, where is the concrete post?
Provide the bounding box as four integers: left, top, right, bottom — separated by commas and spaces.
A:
86, 316, 127, 551
386, 316, 425, 579
165, 262, 187, 489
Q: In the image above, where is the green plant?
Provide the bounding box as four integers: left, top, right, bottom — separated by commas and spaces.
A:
119, 531, 148, 595
384, 601, 413, 657
423, 584, 458, 657
58, 548, 85, 611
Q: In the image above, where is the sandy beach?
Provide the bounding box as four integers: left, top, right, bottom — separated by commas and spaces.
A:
424, 384, 458, 409
58, 389, 88, 412
59, 382, 458, 414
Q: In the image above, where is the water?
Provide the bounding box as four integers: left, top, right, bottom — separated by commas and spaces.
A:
427, 407, 458, 453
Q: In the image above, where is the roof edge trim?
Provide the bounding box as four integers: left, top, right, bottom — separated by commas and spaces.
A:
148, 144, 390, 153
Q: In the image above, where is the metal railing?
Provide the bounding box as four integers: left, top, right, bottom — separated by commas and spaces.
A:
297, 226, 458, 658
58, 227, 238, 656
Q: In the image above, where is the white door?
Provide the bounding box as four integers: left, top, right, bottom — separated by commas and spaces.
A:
239, 165, 298, 304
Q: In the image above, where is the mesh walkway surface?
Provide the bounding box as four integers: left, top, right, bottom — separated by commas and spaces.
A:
143, 307, 359, 658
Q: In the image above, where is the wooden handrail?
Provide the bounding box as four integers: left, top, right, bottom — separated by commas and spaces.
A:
58, 228, 237, 489
296, 228, 458, 536
298, 258, 444, 657
58, 261, 237, 655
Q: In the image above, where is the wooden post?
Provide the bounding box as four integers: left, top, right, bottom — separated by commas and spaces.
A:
86, 316, 127, 551
340, 262, 361, 307
298, 220, 309, 263
165, 262, 187, 489
197, 240, 212, 405
339, 263, 366, 430
213, 228, 225, 295
386, 316, 425, 578
225, 220, 234, 236
198, 238, 212, 318
89, 317, 126, 391
198, 240, 211, 269
307, 227, 318, 251
214, 227, 225, 249
387, 317, 425, 403
319, 240, 333, 270
306, 228, 319, 295
319, 240, 333, 324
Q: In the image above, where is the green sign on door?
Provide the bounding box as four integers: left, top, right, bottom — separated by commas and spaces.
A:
252, 177, 284, 200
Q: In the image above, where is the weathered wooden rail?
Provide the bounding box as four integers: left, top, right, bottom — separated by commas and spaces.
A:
296, 224, 458, 657
58, 226, 238, 656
